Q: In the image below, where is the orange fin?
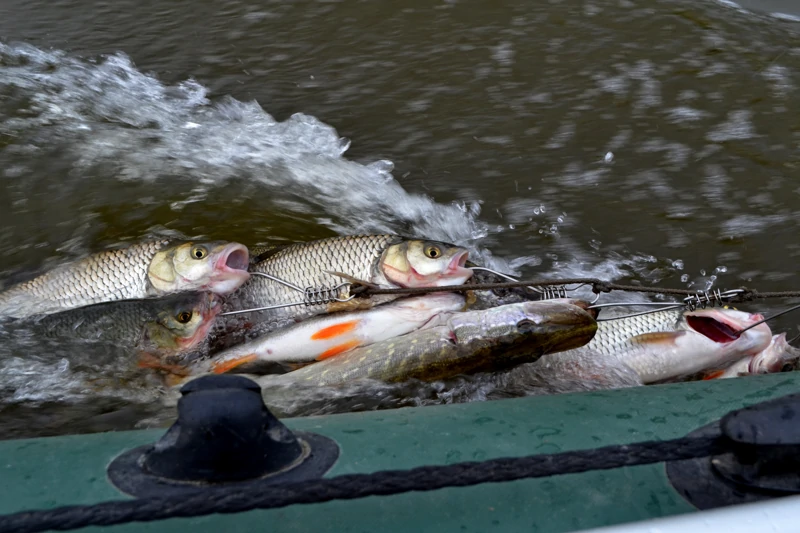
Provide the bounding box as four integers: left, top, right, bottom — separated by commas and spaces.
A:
629, 331, 685, 345
703, 370, 726, 380
137, 352, 190, 376
213, 354, 258, 374
311, 320, 360, 340
317, 340, 361, 360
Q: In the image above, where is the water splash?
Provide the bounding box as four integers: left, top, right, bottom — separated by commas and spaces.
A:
0, 43, 491, 257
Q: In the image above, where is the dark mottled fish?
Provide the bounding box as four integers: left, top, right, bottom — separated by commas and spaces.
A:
278, 299, 597, 386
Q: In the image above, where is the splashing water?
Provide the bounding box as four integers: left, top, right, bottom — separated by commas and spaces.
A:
0, 42, 510, 425
1, 0, 796, 439
0, 43, 491, 256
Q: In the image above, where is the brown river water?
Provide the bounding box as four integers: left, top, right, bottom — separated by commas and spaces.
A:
1, 0, 799, 438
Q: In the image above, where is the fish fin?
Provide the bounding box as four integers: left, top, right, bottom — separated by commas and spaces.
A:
310, 320, 360, 340
136, 352, 191, 376
327, 299, 375, 313
212, 354, 258, 374
317, 340, 362, 360
703, 370, 726, 380
250, 244, 291, 265
324, 271, 380, 289
285, 361, 316, 371
629, 331, 686, 345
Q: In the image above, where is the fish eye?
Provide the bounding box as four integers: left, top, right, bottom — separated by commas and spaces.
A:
191, 245, 208, 260
782, 363, 795, 373
176, 311, 193, 324
424, 245, 441, 259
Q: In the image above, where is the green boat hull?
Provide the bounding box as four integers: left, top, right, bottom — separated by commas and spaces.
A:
2, 372, 799, 532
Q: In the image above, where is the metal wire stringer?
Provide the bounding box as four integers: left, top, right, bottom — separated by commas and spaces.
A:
468, 266, 589, 302
220, 272, 355, 317
589, 288, 749, 322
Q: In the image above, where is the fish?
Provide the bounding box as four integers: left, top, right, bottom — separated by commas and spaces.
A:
0, 240, 250, 319
703, 333, 800, 379
24, 292, 222, 363
197, 292, 467, 375
544, 307, 773, 384
276, 299, 597, 386
216, 234, 473, 347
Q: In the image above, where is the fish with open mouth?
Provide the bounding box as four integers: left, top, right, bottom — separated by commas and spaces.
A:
275, 299, 597, 386
0, 240, 250, 319
215, 234, 473, 347
525, 307, 773, 384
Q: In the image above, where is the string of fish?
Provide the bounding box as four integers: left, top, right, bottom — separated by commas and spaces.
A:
218, 267, 800, 339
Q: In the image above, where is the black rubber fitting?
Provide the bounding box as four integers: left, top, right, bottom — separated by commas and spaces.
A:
108, 374, 339, 497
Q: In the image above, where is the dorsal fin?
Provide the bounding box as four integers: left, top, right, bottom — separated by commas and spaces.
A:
249, 244, 292, 265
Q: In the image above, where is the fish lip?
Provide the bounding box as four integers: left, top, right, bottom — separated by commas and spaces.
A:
207, 244, 251, 294
529, 302, 597, 327
513, 302, 598, 351
532, 320, 598, 353
216, 244, 250, 273
438, 250, 473, 284
449, 250, 469, 271
544, 298, 597, 319
449, 250, 471, 272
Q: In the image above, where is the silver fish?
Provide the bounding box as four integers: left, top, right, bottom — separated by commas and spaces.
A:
277, 300, 597, 386
0, 240, 249, 319
216, 234, 472, 348
539, 307, 773, 383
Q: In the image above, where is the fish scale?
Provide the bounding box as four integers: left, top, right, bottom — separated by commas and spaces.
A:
21, 292, 210, 351
211, 234, 473, 355
0, 240, 171, 318
281, 301, 597, 385
221, 234, 402, 335
34, 299, 164, 346
585, 309, 683, 356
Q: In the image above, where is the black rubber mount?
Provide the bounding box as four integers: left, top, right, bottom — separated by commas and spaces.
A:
107, 374, 339, 497
667, 392, 800, 510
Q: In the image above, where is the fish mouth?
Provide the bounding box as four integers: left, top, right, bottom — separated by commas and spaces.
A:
544, 298, 598, 320
218, 244, 250, 273
436, 250, 473, 285
684, 311, 761, 344
208, 244, 251, 294
516, 302, 598, 353
449, 251, 469, 271
389, 249, 474, 288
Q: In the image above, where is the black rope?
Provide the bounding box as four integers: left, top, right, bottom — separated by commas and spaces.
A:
352, 277, 800, 302
0, 433, 728, 533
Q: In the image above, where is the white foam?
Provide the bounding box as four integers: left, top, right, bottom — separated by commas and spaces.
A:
706, 110, 757, 142
770, 12, 800, 23
0, 43, 491, 261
